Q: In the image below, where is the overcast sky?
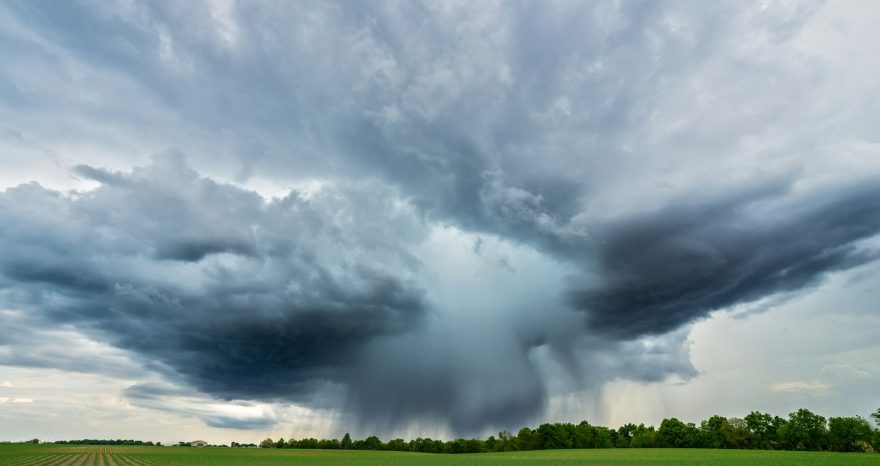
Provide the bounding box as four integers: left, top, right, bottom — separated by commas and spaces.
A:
1, 0, 879, 444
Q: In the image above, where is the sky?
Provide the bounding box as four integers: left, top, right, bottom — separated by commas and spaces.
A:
1, 0, 879, 445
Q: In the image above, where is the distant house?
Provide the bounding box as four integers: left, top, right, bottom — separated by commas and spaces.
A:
190, 440, 208, 447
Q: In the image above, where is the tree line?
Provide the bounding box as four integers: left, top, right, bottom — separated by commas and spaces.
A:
259, 408, 880, 454
52, 439, 158, 445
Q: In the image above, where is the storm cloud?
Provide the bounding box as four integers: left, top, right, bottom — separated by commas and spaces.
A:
1, 0, 880, 437
570, 181, 880, 338
0, 156, 428, 404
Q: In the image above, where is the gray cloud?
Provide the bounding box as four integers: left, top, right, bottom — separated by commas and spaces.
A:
569, 181, 880, 338
0, 156, 428, 407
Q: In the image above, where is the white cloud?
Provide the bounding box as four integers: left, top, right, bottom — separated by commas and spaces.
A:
770, 381, 830, 394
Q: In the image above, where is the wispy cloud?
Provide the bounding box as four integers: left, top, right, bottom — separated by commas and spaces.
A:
770, 381, 831, 394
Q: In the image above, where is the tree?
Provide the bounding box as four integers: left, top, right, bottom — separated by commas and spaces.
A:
317, 438, 340, 449
275, 437, 285, 449
497, 431, 513, 452
537, 423, 572, 450
700, 415, 732, 448
341, 433, 352, 450
828, 416, 874, 452
659, 418, 698, 448
726, 418, 750, 449
782, 409, 827, 451
386, 438, 407, 451
259, 438, 274, 449
363, 435, 382, 450
871, 409, 880, 427
616, 424, 632, 448
629, 424, 659, 448
516, 427, 541, 451
744, 411, 786, 450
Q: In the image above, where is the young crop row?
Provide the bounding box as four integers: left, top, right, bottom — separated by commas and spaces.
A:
0, 448, 186, 466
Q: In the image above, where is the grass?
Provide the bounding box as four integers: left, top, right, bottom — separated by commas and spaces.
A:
1, 444, 879, 465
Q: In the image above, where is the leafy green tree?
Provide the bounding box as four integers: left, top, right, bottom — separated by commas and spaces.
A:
782, 409, 827, 451
516, 427, 541, 451
386, 438, 407, 451
629, 424, 659, 448
616, 423, 637, 448
299, 438, 319, 449
497, 431, 513, 451
871, 409, 880, 427
259, 438, 274, 449
275, 437, 285, 449
484, 435, 497, 452
363, 435, 382, 450
744, 411, 786, 450
537, 423, 572, 450
659, 418, 698, 448
726, 418, 750, 449
700, 415, 732, 448
340, 433, 352, 450
319, 438, 340, 449
828, 416, 874, 452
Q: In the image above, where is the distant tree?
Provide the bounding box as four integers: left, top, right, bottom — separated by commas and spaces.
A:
298, 438, 318, 449
782, 409, 827, 451
259, 438, 274, 449
464, 438, 484, 453
572, 421, 593, 449
385, 438, 407, 451
275, 437, 285, 449
516, 427, 541, 451
700, 415, 732, 448
318, 438, 340, 449
871, 409, 880, 427
615, 423, 637, 448
744, 411, 785, 450
828, 417, 874, 452
726, 418, 750, 449
629, 424, 659, 448
594, 426, 617, 448
497, 431, 513, 452
28, 439, 39, 444
484, 435, 497, 451
341, 433, 352, 450
363, 435, 382, 450
659, 418, 698, 448
537, 423, 572, 450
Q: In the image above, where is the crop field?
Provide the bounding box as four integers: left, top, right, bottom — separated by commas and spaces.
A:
2, 445, 879, 465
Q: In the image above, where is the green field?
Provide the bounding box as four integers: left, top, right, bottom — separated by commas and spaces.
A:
1, 444, 879, 465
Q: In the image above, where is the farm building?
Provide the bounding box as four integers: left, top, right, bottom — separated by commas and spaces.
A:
190, 440, 207, 447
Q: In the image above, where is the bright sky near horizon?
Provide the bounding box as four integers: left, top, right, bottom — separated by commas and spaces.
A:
1, 0, 879, 445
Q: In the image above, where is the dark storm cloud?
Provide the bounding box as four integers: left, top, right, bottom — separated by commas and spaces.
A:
569, 182, 880, 338
0, 156, 427, 405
